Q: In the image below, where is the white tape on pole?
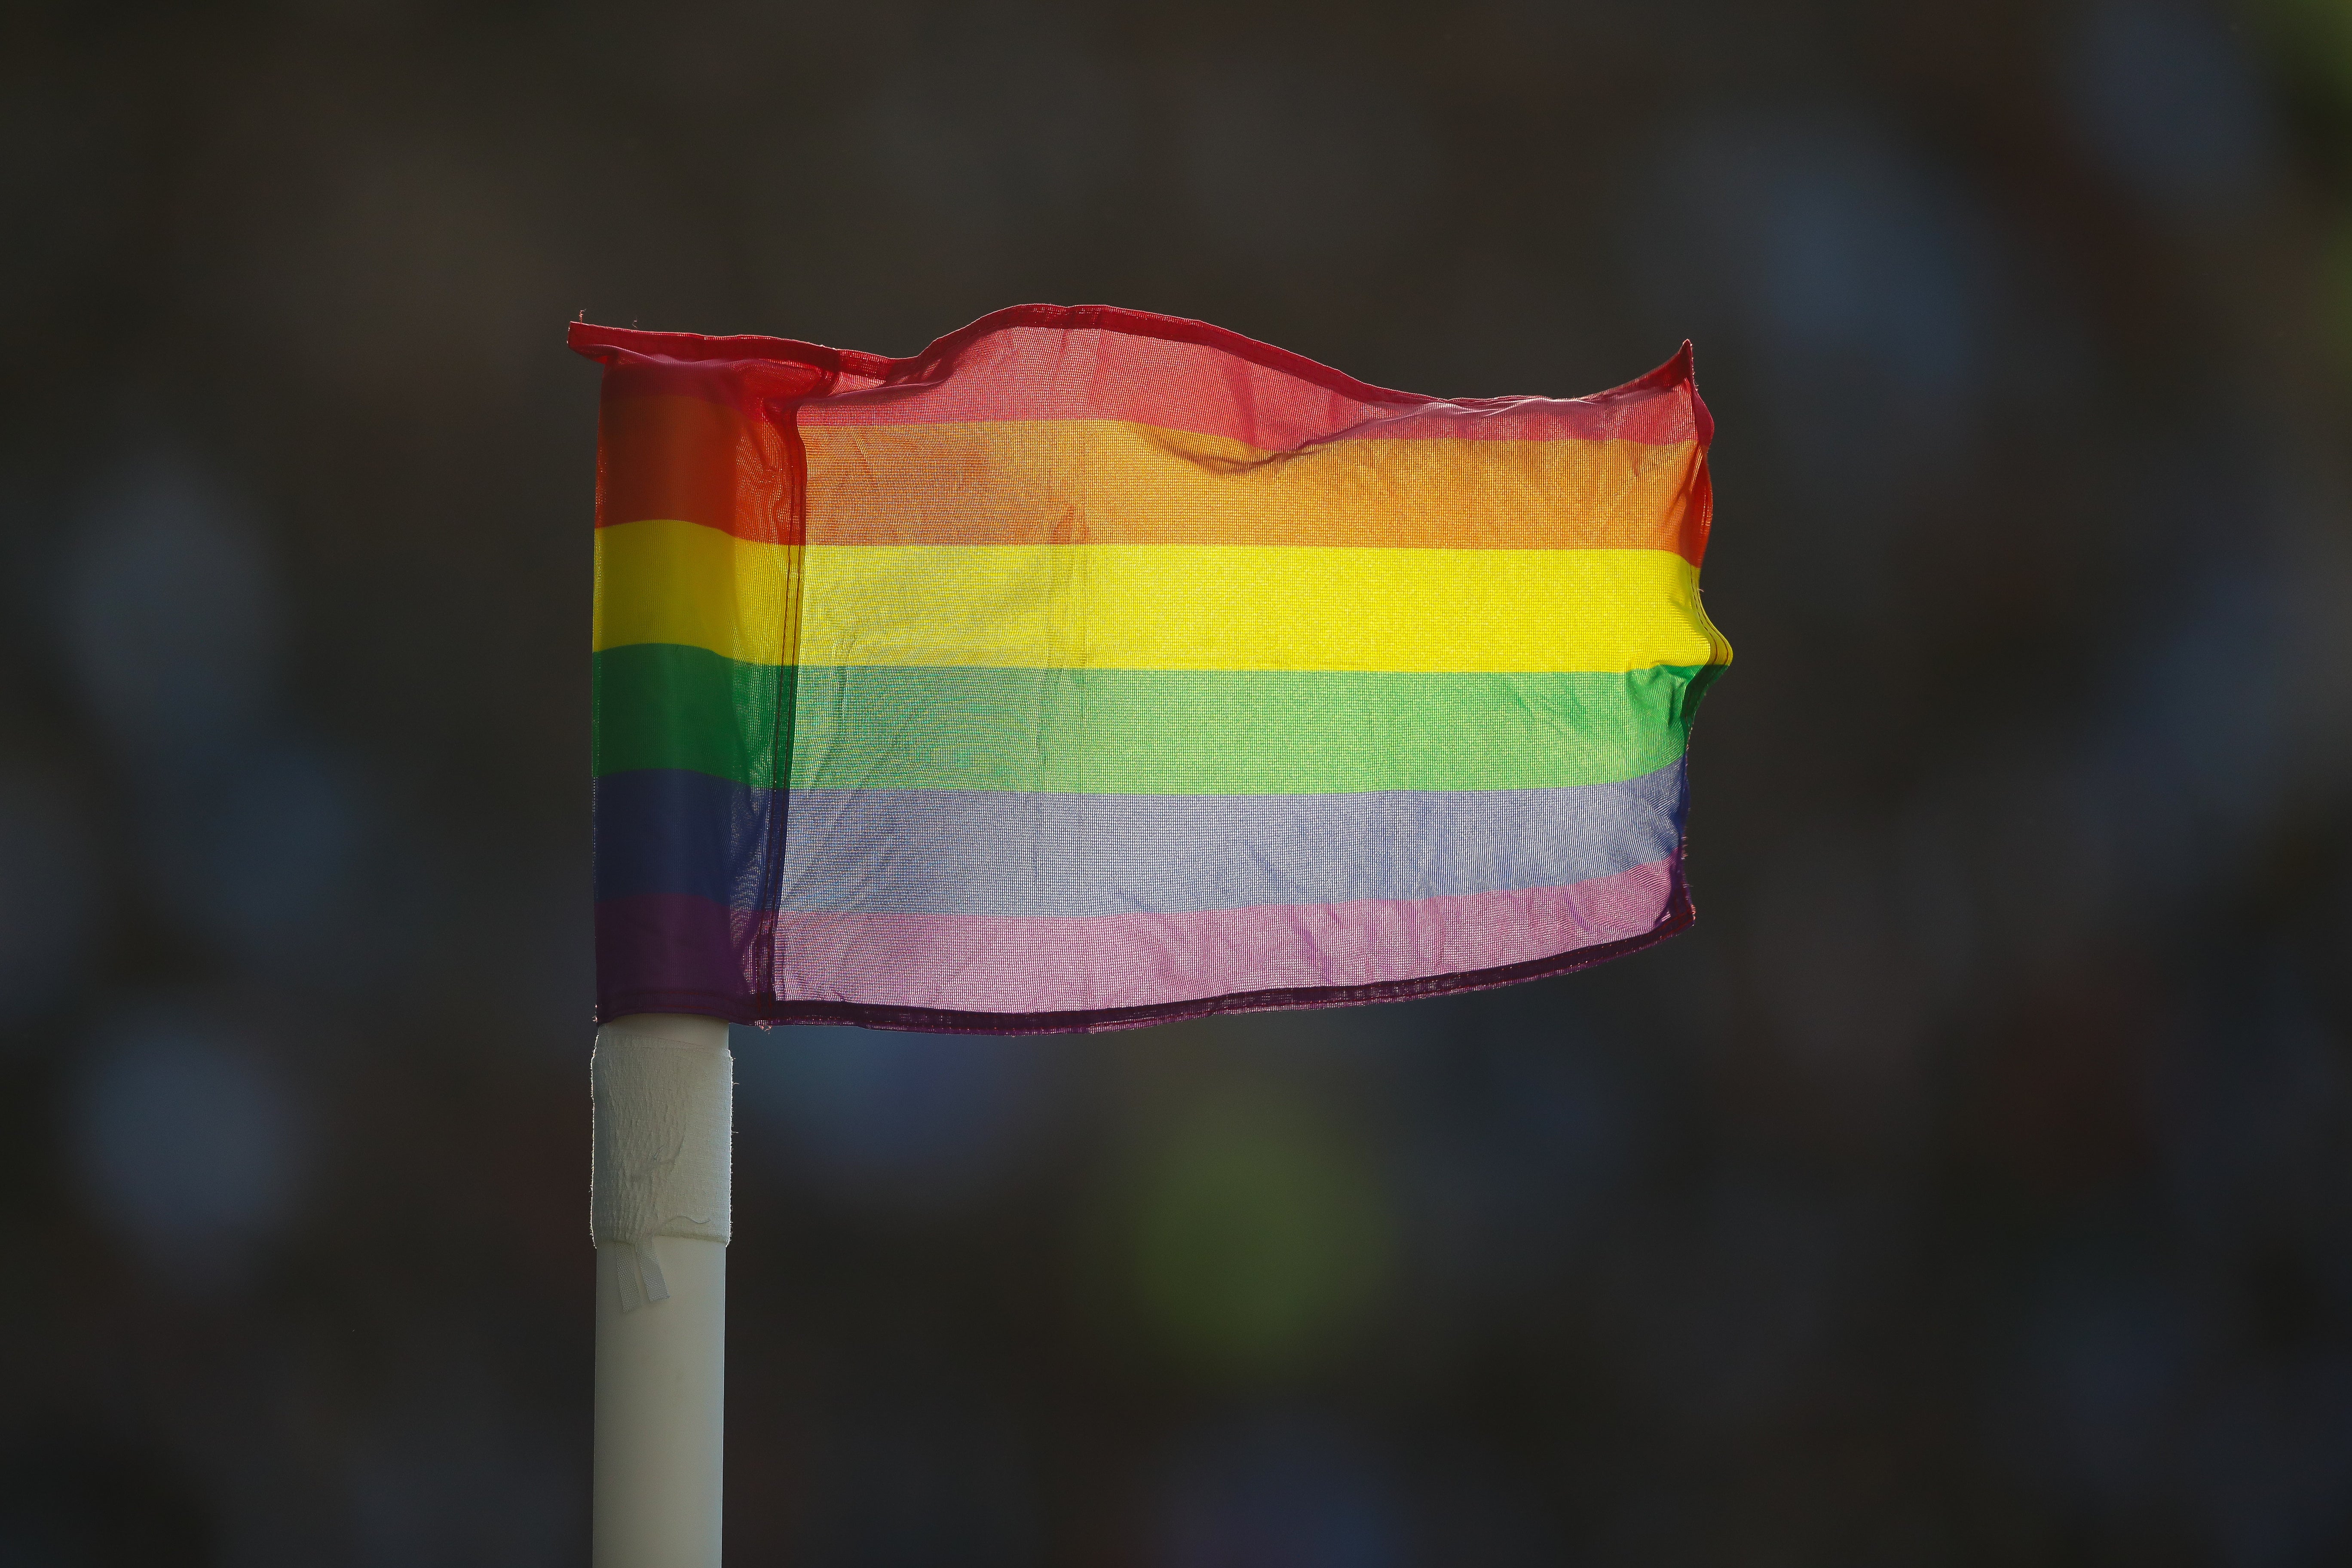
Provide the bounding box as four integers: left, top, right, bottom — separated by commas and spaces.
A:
591, 1013, 731, 1568
592, 1026, 732, 1309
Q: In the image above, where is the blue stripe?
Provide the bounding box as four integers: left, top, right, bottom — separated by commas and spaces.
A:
594, 765, 1687, 918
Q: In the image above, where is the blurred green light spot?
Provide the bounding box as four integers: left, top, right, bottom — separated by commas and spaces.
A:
1127, 1098, 1394, 1379
2256, 0, 2352, 102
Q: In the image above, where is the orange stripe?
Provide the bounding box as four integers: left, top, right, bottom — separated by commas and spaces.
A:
595, 401, 1709, 560
801, 422, 1708, 558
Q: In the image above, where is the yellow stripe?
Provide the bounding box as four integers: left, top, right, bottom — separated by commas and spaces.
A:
594, 518, 804, 664
592, 518, 1731, 673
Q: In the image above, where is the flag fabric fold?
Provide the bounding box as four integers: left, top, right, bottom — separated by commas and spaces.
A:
571, 304, 1729, 1034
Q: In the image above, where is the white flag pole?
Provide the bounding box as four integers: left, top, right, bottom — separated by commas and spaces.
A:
591, 1011, 733, 1567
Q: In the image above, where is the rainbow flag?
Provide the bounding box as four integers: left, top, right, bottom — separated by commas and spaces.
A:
571, 306, 1729, 1033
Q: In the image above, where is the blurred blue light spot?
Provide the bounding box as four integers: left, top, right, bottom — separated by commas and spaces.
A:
69, 1010, 310, 1289
734, 1025, 1055, 1209
2067, 0, 2276, 217
1156, 1418, 1402, 1568
2188, 1357, 2352, 1568
141, 737, 370, 974
1642, 115, 2000, 508
2017, 1264, 2199, 1514
345, 1385, 578, 1568
61, 451, 281, 762
795, 1389, 1038, 1566
1755, 150, 1981, 398
1400, 1031, 1646, 1305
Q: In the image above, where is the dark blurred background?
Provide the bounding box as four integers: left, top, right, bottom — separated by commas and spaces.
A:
4, 0, 2351, 1562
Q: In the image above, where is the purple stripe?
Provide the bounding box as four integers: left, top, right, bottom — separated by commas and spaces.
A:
594, 856, 1686, 1033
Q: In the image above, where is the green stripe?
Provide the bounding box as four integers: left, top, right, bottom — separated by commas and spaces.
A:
594, 641, 792, 788
592, 643, 1714, 794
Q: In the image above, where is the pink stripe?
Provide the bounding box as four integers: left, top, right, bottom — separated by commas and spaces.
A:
771, 861, 1677, 1016
596, 861, 1683, 1029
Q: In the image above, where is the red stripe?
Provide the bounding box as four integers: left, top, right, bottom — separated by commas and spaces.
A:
570, 307, 1708, 451
593, 392, 811, 545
